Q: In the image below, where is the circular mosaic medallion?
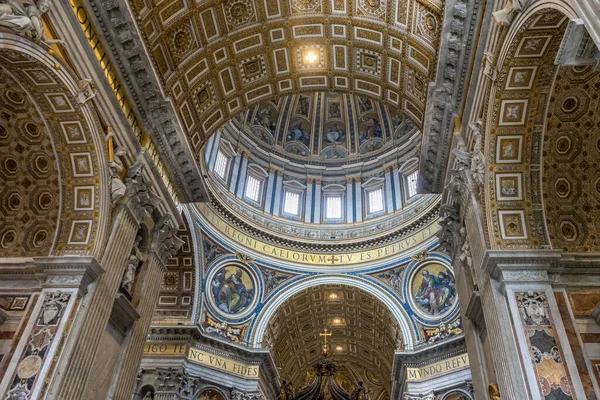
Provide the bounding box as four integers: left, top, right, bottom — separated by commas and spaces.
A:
17, 355, 42, 379
207, 263, 258, 319
409, 262, 457, 320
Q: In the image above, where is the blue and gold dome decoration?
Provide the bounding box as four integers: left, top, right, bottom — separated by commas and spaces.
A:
235, 92, 417, 163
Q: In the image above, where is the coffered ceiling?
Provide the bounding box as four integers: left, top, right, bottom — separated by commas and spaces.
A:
265, 284, 402, 396
129, 0, 443, 153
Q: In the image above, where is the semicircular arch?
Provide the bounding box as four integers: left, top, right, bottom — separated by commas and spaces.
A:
249, 273, 416, 349
0, 34, 109, 256
481, 2, 580, 249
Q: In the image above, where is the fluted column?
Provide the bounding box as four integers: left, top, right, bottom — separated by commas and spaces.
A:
111, 251, 166, 399
47, 206, 139, 399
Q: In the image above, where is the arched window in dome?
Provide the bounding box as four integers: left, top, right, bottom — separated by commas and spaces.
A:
362, 177, 386, 218
399, 158, 420, 203
209, 138, 235, 186
322, 184, 346, 223
281, 180, 306, 220
407, 170, 419, 198
244, 164, 268, 207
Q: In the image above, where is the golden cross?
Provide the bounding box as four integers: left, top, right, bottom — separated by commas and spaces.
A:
319, 328, 332, 347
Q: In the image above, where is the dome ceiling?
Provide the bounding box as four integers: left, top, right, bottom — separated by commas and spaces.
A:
128, 0, 443, 153
265, 285, 401, 396
234, 92, 418, 163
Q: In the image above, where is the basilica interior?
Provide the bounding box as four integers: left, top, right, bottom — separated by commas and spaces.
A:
0, 0, 600, 399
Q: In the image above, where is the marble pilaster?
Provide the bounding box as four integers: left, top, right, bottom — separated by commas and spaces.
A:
46, 205, 139, 399
111, 252, 169, 399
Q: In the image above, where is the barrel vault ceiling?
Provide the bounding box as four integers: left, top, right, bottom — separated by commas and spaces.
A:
265, 284, 403, 396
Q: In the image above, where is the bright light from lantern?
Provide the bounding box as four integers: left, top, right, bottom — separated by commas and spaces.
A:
306, 51, 317, 63
329, 293, 338, 299
333, 318, 341, 324
335, 346, 343, 351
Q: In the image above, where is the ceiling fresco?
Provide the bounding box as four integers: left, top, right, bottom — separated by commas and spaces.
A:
264, 284, 402, 397
235, 92, 418, 162
542, 65, 600, 252
128, 0, 443, 152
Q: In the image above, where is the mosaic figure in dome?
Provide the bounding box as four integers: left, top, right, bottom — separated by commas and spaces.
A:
357, 95, 373, 113
211, 267, 254, 315
254, 106, 277, 135
358, 116, 382, 146
328, 99, 342, 119
414, 267, 456, 316
288, 120, 310, 146
296, 94, 311, 116
322, 146, 348, 159
325, 124, 346, 144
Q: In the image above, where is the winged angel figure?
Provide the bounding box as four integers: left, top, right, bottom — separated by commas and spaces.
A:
0, 0, 63, 45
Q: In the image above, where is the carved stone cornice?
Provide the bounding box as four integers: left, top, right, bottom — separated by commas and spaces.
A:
482, 250, 562, 288
0, 257, 104, 295
82, 0, 205, 202
203, 197, 440, 254
418, 0, 482, 194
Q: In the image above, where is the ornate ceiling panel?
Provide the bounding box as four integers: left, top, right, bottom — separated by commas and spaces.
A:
265, 284, 402, 395
155, 213, 198, 322
0, 47, 105, 256
235, 91, 417, 161
0, 70, 59, 257
542, 65, 600, 252
482, 11, 568, 249
129, 0, 443, 153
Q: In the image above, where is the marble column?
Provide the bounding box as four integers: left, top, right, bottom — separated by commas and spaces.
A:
304, 178, 314, 223
345, 178, 354, 223
271, 171, 283, 216
229, 151, 243, 193
485, 251, 588, 400
264, 168, 276, 214
46, 205, 139, 399
110, 251, 171, 399
235, 153, 250, 199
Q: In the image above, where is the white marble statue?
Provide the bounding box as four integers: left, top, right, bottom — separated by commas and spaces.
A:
108, 150, 128, 205
121, 254, 139, 294
0, 0, 63, 45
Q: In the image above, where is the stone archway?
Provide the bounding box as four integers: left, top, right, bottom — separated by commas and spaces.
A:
250, 274, 416, 349
0, 34, 110, 256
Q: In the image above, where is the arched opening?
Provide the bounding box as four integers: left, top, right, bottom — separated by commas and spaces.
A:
0, 36, 108, 256
264, 284, 402, 399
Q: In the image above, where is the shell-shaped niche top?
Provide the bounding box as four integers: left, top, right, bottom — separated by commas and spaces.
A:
232, 92, 419, 164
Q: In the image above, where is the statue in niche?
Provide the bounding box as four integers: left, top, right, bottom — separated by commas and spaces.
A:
469, 120, 485, 187
106, 128, 128, 205
121, 235, 144, 295
0, 0, 63, 45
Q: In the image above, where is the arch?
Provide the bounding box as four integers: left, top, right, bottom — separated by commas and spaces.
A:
440, 388, 473, 400
480, 2, 580, 249
0, 33, 109, 256
250, 274, 416, 349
